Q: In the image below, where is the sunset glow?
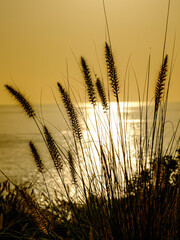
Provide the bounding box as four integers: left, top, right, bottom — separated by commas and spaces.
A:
0, 0, 180, 104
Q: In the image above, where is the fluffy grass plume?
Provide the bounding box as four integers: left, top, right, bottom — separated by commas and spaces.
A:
44, 125, 63, 172
57, 82, 82, 141
4, 84, 36, 118
80, 56, 96, 106
105, 42, 119, 100
29, 141, 45, 173
96, 77, 108, 111
68, 151, 77, 185
155, 55, 168, 112
19, 188, 49, 235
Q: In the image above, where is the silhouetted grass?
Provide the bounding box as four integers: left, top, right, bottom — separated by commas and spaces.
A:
1, 1, 180, 238
1, 41, 179, 240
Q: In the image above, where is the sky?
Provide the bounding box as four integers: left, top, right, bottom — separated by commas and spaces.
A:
0, 0, 180, 105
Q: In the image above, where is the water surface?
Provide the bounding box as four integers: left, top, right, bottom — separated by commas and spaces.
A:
0, 102, 179, 183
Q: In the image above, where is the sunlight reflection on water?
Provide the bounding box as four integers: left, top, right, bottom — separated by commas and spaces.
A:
0, 102, 179, 191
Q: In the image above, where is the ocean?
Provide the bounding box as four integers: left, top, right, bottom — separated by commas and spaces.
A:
0, 102, 179, 184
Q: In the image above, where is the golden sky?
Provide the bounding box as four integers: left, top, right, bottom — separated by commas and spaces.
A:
0, 0, 180, 104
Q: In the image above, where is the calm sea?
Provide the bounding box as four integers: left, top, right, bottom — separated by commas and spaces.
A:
0, 102, 179, 183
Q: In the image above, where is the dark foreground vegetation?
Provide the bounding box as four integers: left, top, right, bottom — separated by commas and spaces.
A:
0, 148, 179, 240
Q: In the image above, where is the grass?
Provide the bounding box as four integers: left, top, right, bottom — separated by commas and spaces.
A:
1, 1, 180, 239
0, 41, 179, 240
